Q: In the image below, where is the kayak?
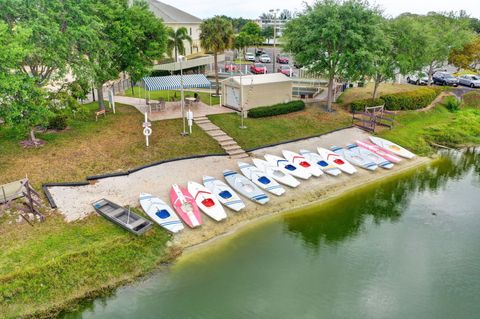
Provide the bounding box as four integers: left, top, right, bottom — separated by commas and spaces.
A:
299, 149, 342, 176
317, 147, 357, 175
223, 170, 269, 205
139, 193, 184, 233
252, 158, 300, 188
169, 184, 202, 228
264, 154, 312, 180
187, 181, 227, 221
356, 140, 402, 163
282, 150, 323, 177
238, 162, 286, 196
369, 136, 416, 159
331, 146, 378, 171
346, 144, 394, 169
203, 176, 245, 212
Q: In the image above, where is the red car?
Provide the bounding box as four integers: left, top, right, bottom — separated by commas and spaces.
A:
278, 65, 293, 77
276, 54, 289, 64
224, 63, 238, 72
250, 63, 267, 74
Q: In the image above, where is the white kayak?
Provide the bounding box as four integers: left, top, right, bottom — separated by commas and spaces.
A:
264, 154, 312, 180
139, 193, 184, 233
187, 181, 227, 221
223, 170, 269, 205
238, 162, 286, 196
317, 147, 357, 175
203, 176, 245, 212
346, 144, 394, 169
299, 149, 342, 177
282, 150, 323, 177
252, 158, 300, 188
369, 136, 416, 159
331, 146, 378, 171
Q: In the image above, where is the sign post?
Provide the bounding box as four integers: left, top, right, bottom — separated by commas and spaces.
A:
143, 112, 152, 147
187, 109, 194, 134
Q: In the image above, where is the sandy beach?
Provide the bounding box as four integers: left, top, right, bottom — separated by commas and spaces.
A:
48, 127, 432, 249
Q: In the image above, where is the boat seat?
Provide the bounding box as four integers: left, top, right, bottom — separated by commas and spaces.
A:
109, 208, 125, 218
128, 219, 146, 230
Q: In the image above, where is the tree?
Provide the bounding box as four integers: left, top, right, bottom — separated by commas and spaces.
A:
166, 26, 192, 62
261, 25, 274, 43
200, 16, 234, 95
449, 36, 480, 72
241, 21, 263, 47
279, 9, 293, 20
234, 32, 254, 55
284, 0, 383, 111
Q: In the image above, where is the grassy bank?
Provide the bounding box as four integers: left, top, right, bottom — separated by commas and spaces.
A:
0, 213, 173, 318
123, 86, 220, 106
0, 102, 223, 188
208, 105, 352, 150
336, 83, 419, 106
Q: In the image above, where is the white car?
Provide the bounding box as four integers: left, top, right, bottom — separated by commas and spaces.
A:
406, 72, 428, 85
244, 52, 255, 62
259, 54, 271, 63
458, 74, 480, 88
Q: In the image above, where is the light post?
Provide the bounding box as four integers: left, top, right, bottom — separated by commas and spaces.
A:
269, 8, 280, 72
178, 55, 188, 136
239, 55, 247, 129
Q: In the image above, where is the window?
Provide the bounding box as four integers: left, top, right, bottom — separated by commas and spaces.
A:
189, 27, 192, 36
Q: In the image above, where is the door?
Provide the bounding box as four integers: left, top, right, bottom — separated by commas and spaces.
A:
225, 85, 241, 110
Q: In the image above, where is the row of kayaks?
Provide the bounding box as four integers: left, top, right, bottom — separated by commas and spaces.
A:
96, 136, 416, 235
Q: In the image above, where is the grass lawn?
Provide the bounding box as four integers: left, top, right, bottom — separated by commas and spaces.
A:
208, 105, 352, 150
123, 86, 220, 106
336, 83, 420, 106
0, 102, 223, 188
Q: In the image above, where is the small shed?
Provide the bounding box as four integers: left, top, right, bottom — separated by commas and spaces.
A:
221, 73, 293, 111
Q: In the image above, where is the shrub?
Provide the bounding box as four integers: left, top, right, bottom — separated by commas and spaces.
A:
442, 96, 462, 112
248, 100, 306, 118
349, 98, 385, 112
380, 88, 439, 111
48, 114, 68, 130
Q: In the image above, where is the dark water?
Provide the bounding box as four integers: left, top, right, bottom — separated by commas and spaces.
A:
64, 150, 480, 319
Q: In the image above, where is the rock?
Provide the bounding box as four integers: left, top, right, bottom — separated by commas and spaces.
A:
16, 216, 23, 224
28, 213, 35, 221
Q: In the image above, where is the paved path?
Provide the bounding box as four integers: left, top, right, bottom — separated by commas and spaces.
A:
114, 96, 232, 121
193, 116, 249, 159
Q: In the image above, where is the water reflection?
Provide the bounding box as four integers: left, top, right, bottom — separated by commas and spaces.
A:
283, 149, 480, 251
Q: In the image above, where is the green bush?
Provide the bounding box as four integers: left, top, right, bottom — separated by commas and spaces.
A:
48, 114, 68, 130
442, 96, 462, 112
350, 98, 385, 112
380, 88, 439, 111
248, 100, 306, 118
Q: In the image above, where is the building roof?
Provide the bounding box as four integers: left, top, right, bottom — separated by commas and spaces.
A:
223, 73, 293, 86
142, 74, 211, 91
147, 0, 202, 24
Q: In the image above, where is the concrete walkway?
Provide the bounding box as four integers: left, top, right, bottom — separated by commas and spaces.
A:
114, 95, 232, 121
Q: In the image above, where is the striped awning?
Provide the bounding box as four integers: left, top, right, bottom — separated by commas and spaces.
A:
142, 74, 211, 91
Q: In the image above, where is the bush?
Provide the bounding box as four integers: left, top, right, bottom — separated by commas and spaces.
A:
248, 100, 306, 118
48, 114, 68, 130
442, 96, 461, 112
380, 87, 439, 111
350, 98, 385, 112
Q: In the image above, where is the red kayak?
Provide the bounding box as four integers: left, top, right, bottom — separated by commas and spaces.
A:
170, 184, 202, 228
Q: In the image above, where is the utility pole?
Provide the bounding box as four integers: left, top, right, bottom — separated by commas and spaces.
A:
178, 55, 188, 136
270, 8, 280, 72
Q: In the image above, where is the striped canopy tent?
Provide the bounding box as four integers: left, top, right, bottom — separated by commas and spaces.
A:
142, 74, 211, 91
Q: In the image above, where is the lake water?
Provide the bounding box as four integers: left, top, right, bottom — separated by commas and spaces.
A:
64, 150, 480, 319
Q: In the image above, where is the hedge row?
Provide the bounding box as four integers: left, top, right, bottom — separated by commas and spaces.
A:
350, 98, 385, 112
248, 100, 306, 118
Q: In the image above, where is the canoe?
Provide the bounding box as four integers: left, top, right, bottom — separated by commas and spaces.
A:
356, 140, 402, 163
139, 193, 184, 233
346, 144, 394, 169
369, 136, 416, 159
92, 198, 152, 235
238, 162, 286, 196
317, 147, 357, 175
299, 149, 342, 177
282, 150, 323, 177
203, 176, 245, 212
264, 154, 312, 180
331, 146, 378, 171
252, 158, 300, 188
170, 184, 202, 228
223, 170, 269, 205
187, 181, 227, 221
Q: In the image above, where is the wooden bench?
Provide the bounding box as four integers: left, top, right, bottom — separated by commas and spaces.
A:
95, 109, 106, 121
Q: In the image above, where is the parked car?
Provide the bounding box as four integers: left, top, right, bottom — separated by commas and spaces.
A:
278, 65, 293, 77
276, 54, 289, 64
259, 54, 271, 63
458, 74, 480, 88
250, 63, 267, 74
433, 72, 459, 87
255, 48, 266, 56
224, 63, 238, 72
245, 52, 256, 62
406, 72, 428, 85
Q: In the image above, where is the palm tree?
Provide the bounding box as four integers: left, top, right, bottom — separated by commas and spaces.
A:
200, 17, 234, 95
167, 27, 192, 62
